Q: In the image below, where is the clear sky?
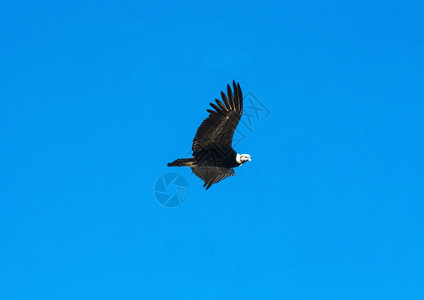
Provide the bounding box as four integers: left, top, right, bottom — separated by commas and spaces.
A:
1, 0, 423, 299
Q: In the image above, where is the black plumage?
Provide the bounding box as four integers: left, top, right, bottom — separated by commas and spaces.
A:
167, 81, 251, 190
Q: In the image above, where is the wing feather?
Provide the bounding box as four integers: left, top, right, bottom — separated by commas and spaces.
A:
221, 91, 231, 110
227, 84, 235, 109
209, 103, 221, 113
215, 99, 228, 111
221, 92, 231, 109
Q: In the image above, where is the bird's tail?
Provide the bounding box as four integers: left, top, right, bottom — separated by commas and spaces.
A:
167, 157, 196, 167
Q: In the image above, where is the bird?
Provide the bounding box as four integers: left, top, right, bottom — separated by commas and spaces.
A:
167, 81, 251, 190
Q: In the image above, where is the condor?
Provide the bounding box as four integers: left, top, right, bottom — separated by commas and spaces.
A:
168, 81, 251, 189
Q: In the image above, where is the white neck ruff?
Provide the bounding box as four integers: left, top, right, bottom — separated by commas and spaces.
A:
236, 153, 241, 164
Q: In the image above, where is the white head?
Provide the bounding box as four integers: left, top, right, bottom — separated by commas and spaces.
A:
236, 153, 251, 165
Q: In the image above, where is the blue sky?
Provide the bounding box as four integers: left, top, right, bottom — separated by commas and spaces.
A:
1, 0, 423, 299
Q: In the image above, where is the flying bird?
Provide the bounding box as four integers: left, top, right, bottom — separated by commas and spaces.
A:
167, 81, 251, 190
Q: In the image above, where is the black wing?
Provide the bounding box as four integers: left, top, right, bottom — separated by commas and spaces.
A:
192, 81, 243, 154
191, 166, 235, 190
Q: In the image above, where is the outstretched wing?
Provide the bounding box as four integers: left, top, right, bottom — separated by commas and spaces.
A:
192, 81, 243, 155
191, 166, 235, 190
